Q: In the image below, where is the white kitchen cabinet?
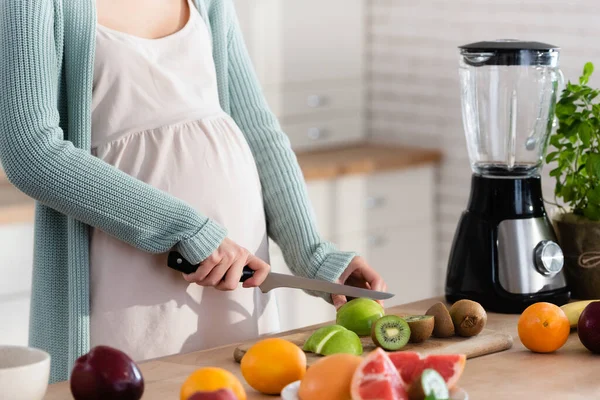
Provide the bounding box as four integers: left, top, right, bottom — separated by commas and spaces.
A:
335, 166, 436, 236
238, 0, 365, 88
0, 222, 34, 346
232, 0, 366, 151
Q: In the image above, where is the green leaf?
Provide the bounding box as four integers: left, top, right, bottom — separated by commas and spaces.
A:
567, 82, 579, 93
583, 204, 600, 220
549, 167, 562, 177
581, 62, 595, 85
565, 120, 581, 138
562, 185, 576, 202
588, 186, 600, 205
550, 134, 563, 148
556, 102, 577, 118
580, 122, 592, 146
555, 180, 564, 195
545, 151, 560, 163
587, 153, 600, 178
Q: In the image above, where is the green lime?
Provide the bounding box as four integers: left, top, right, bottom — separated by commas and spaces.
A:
336, 298, 385, 336
303, 325, 347, 353
320, 329, 363, 356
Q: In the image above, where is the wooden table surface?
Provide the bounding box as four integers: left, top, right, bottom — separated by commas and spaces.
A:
45, 297, 600, 399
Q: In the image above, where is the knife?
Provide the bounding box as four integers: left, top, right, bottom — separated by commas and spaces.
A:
167, 251, 394, 301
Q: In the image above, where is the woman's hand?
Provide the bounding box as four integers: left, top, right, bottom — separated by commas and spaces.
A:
182, 238, 270, 291
332, 256, 387, 310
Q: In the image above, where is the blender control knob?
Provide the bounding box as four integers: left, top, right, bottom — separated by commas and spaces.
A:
534, 240, 564, 276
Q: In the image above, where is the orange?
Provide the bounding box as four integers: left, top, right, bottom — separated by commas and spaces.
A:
240, 338, 306, 395
180, 367, 246, 400
298, 353, 362, 400
518, 302, 570, 353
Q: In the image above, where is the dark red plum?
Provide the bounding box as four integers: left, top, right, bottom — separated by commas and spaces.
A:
70, 345, 144, 400
578, 301, 600, 354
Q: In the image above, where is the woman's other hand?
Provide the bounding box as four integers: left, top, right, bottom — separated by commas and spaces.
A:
182, 238, 270, 291
332, 256, 387, 310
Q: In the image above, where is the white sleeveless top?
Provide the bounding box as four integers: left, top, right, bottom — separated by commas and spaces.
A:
89, 0, 280, 362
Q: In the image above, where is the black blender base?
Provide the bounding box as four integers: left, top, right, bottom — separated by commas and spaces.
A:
445, 175, 571, 314
446, 288, 571, 314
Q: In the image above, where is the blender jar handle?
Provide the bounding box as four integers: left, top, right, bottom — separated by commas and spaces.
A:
552, 69, 566, 132
557, 68, 566, 93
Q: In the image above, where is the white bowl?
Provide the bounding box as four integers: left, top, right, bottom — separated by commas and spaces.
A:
281, 380, 469, 400
0, 345, 51, 400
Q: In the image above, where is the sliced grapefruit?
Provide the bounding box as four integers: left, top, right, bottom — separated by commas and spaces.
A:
388, 352, 466, 389
351, 348, 408, 400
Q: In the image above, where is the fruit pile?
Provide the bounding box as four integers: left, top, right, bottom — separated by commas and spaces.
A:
518, 300, 600, 354
303, 298, 487, 355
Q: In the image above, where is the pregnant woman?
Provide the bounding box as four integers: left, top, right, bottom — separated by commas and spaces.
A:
0, 0, 386, 382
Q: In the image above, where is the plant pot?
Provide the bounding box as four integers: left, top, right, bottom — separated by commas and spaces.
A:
554, 213, 600, 299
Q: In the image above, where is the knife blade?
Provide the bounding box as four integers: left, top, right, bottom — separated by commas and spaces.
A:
167, 251, 394, 301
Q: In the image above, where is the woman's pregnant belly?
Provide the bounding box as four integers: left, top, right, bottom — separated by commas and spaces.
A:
89, 113, 279, 361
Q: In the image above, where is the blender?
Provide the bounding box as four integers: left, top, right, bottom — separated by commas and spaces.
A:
445, 40, 571, 313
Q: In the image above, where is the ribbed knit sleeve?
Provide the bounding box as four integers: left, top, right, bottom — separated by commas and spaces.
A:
0, 1, 226, 265
223, 3, 356, 297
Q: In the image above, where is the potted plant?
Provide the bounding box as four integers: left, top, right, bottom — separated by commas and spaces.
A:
547, 61, 600, 299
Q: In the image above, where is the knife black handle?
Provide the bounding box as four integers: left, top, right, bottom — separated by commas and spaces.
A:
167, 251, 255, 283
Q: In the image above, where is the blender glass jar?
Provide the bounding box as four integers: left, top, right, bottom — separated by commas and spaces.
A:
459, 40, 563, 177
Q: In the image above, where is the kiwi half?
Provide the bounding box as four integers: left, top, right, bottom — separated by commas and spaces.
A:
425, 302, 455, 338
408, 369, 449, 400
449, 299, 487, 337
403, 315, 434, 343
371, 315, 411, 351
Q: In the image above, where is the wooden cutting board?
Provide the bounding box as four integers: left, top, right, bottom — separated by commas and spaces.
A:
234, 326, 513, 364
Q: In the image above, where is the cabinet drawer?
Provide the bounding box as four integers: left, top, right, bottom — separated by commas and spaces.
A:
365, 166, 435, 230
284, 117, 364, 151
265, 84, 363, 120
334, 166, 435, 236
336, 224, 437, 308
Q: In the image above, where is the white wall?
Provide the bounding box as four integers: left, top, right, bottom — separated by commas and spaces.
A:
367, 0, 600, 281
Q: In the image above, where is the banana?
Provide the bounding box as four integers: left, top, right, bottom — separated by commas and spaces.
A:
561, 300, 600, 329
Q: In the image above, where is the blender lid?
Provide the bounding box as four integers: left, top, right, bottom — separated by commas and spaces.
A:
460, 39, 560, 66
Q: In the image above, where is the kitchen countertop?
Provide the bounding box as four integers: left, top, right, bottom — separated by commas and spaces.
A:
0, 143, 442, 224
295, 142, 442, 181
44, 297, 599, 399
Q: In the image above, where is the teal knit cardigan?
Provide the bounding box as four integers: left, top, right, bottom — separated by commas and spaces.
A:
0, 0, 355, 383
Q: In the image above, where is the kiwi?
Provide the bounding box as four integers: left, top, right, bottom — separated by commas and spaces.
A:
370, 315, 411, 351
425, 302, 455, 338
449, 299, 487, 337
407, 369, 449, 400
403, 315, 434, 343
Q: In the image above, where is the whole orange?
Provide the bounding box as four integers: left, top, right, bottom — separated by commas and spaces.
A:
240, 338, 306, 395
180, 367, 246, 400
518, 302, 570, 353
298, 353, 362, 400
